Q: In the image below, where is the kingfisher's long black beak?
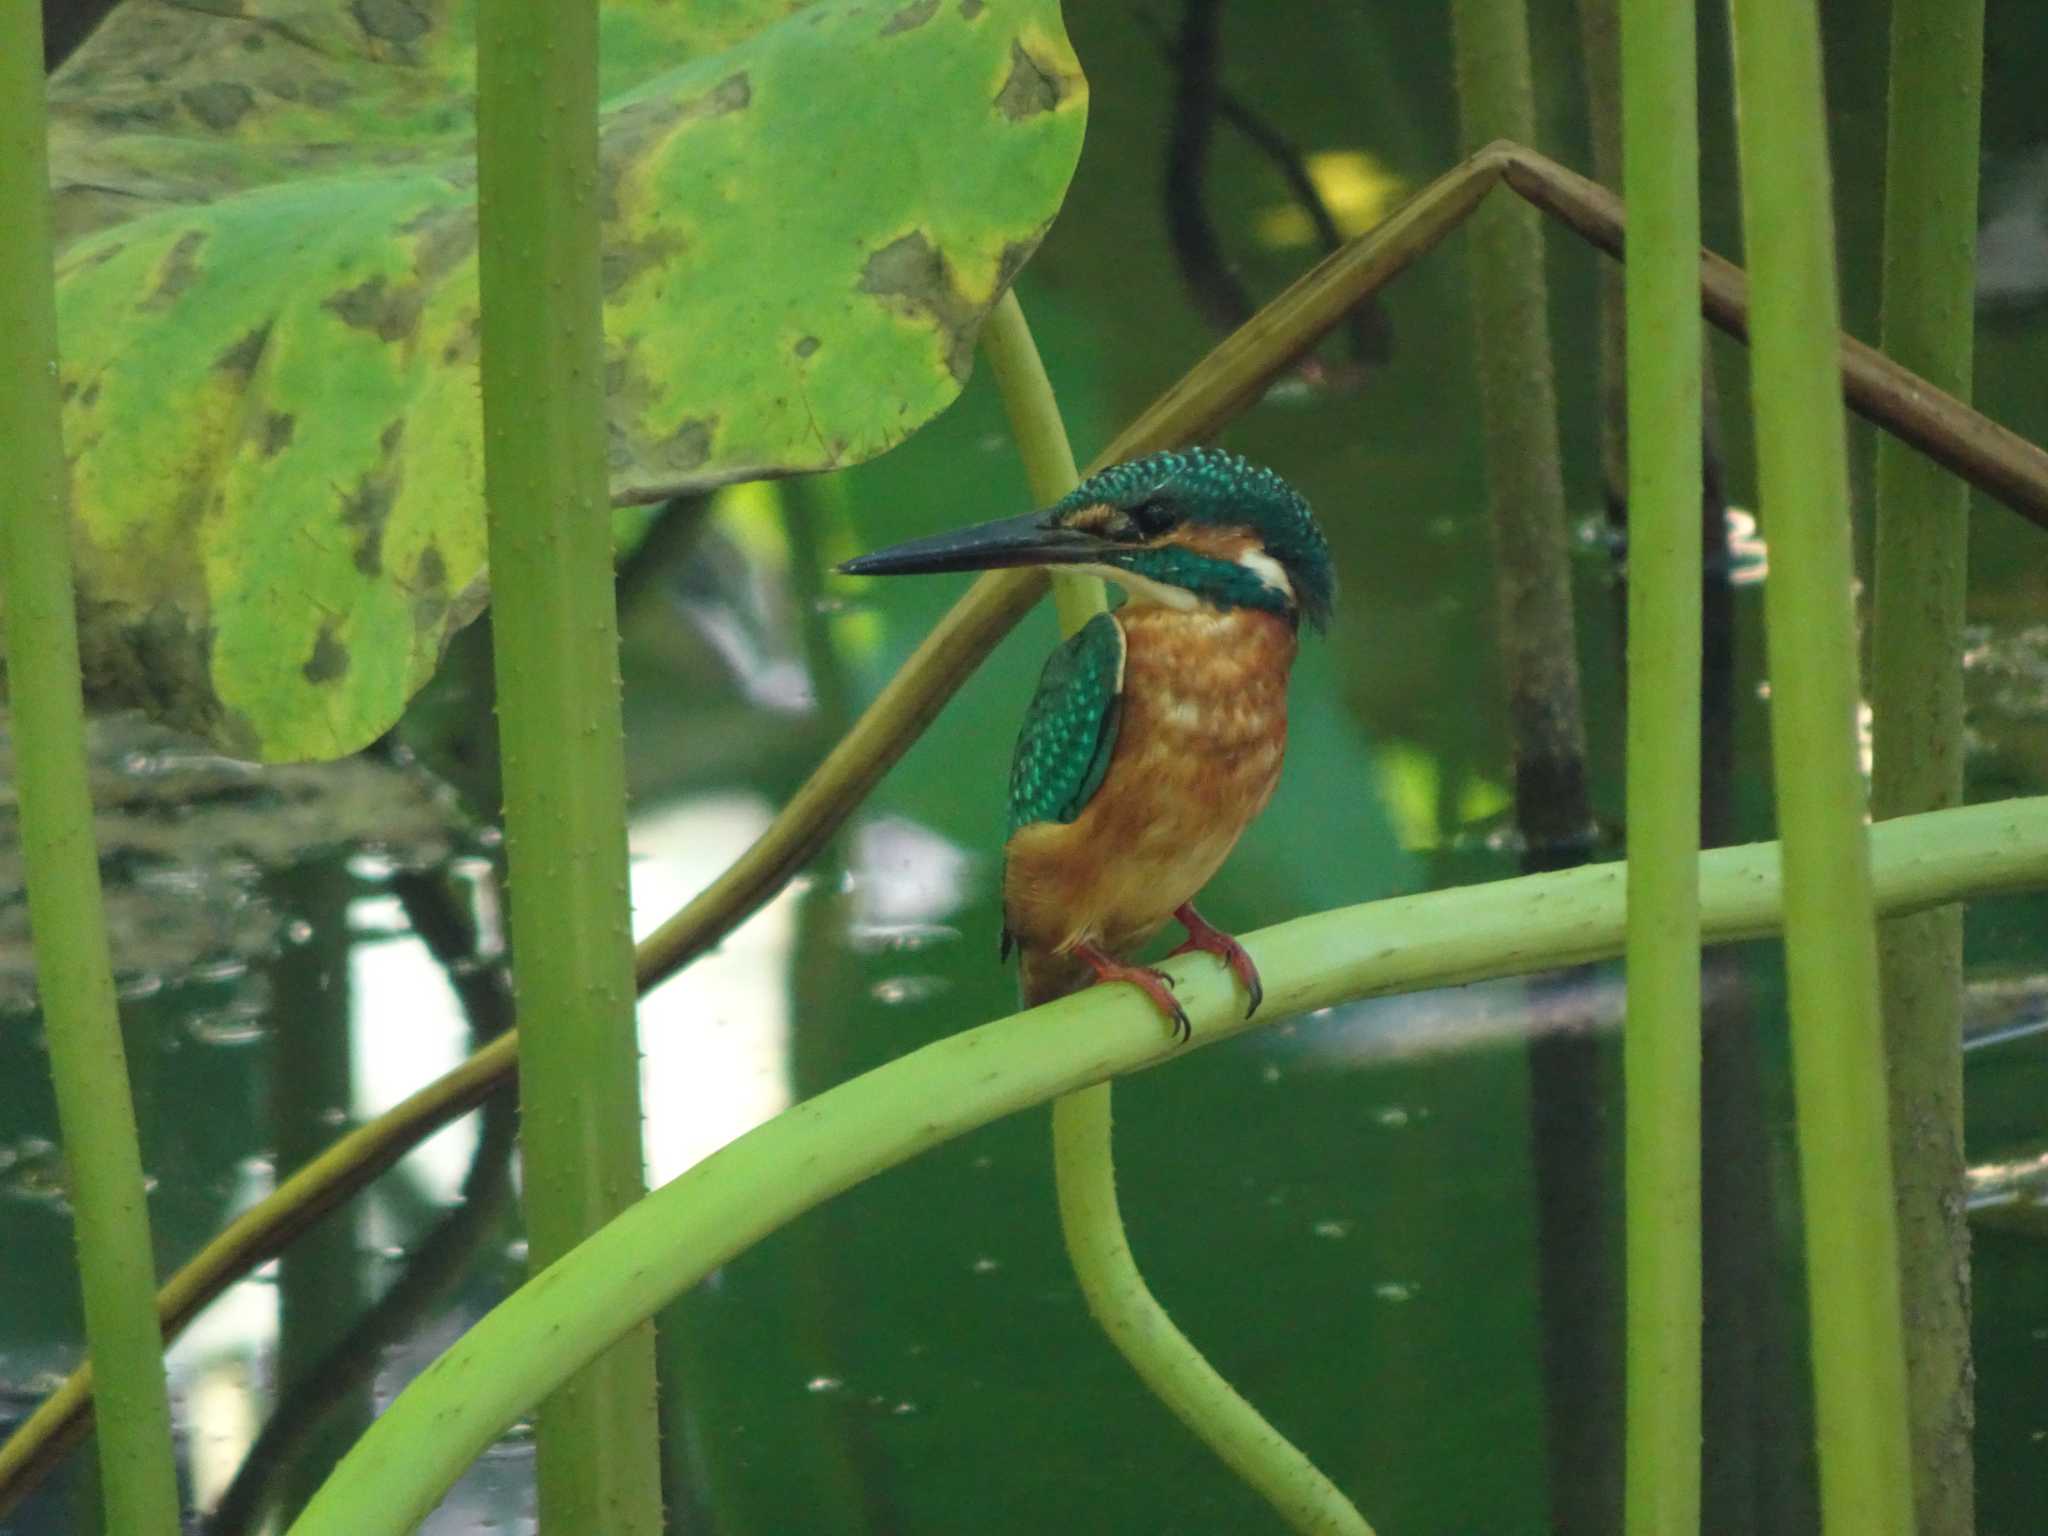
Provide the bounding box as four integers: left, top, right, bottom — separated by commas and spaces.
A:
838, 509, 1113, 578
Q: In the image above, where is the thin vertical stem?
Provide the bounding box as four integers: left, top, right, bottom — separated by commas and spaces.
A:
474, 0, 663, 1527
1449, 7, 1610, 1531
979, 290, 1104, 632
1619, 0, 1702, 1531
1449, 0, 1594, 866
1586, 8, 1785, 1524
0, 5, 181, 1531
1871, 5, 1984, 1533
1577, 0, 1628, 525
1728, 5, 1914, 1533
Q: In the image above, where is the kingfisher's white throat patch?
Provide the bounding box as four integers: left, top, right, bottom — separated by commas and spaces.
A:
1236, 548, 1295, 600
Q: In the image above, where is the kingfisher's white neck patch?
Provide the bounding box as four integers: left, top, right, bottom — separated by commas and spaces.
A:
1237, 548, 1295, 601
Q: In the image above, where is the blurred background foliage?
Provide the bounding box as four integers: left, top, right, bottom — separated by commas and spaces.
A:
4, 1, 2047, 1533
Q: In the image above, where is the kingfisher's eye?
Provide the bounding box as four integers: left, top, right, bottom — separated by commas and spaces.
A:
1124, 498, 1175, 537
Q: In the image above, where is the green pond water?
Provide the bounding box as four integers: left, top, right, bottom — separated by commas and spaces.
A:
6, 3, 2048, 1532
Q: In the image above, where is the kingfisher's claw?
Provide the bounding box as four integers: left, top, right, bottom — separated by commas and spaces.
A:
1073, 943, 1194, 1046
1169, 903, 1264, 1017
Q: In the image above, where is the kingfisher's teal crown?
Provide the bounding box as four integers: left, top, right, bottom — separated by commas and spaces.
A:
837, 446, 1334, 629
1054, 448, 1336, 629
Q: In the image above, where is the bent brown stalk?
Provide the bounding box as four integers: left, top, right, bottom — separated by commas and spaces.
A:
9, 138, 2048, 1517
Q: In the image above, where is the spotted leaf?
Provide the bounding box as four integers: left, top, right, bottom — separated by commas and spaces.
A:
43, 0, 1086, 760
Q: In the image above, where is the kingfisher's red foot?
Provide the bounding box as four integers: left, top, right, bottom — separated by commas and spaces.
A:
1169, 903, 1263, 1017
1073, 942, 1191, 1044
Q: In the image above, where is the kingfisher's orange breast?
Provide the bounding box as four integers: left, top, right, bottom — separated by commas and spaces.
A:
1002, 604, 1297, 959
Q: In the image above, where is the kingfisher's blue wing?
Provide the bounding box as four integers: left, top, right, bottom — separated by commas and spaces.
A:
1005, 611, 1125, 840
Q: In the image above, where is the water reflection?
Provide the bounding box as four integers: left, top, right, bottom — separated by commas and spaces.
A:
848, 816, 975, 930
0, 716, 456, 1018
1266, 965, 2048, 1069
1977, 146, 2048, 311
1969, 1147, 2048, 1222
165, 1246, 279, 1520
869, 975, 951, 1007
1573, 504, 1769, 586
350, 920, 475, 1201
633, 794, 797, 1187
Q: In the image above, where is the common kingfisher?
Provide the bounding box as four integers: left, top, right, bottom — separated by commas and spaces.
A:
841, 447, 1333, 1040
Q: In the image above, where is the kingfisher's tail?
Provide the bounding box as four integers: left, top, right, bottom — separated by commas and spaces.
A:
1018, 946, 1093, 1010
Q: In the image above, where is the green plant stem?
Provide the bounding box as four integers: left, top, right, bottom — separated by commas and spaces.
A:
980, 290, 1103, 631
15, 139, 2048, 1513
1729, 6, 1914, 1532
1449, 4, 1592, 864
474, 0, 663, 1527
280, 795, 2048, 1536
980, 290, 1081, 503
1582, 14, 1771, 1516
982, 289, 1367, 1533
1620, 0, 1703, 1530
1577, 0, 1627, 510
1871, 6, 1984, 1532
0, 11, 181, 1534
1054, 1086, 1373, 1535
1449, 13, 1610, 1532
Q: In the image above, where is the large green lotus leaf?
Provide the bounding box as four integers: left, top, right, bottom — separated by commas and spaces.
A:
45, 0, 1085, 762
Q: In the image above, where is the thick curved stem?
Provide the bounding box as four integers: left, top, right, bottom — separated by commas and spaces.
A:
279, 798, 2048, 1536
1055, 1086, 1373, 1534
